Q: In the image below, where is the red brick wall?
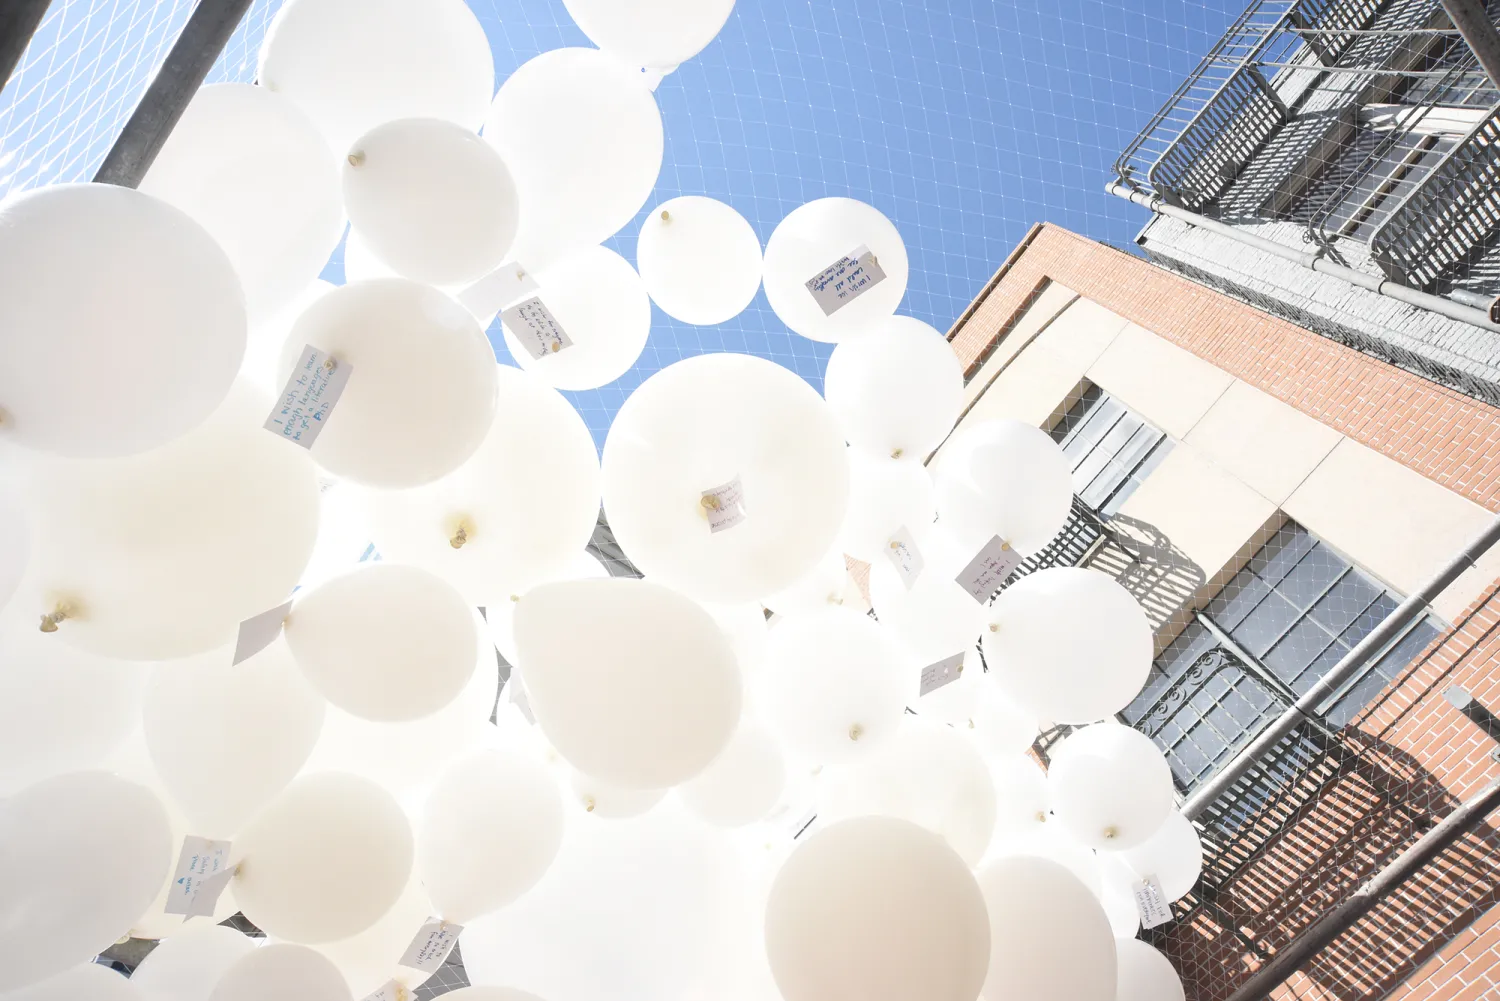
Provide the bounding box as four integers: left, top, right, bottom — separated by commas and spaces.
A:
950, 225, 1500, 1001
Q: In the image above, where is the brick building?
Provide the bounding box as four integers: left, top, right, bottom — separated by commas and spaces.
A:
941, 222, 1500, 1000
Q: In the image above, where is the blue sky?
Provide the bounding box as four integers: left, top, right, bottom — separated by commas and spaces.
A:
0, 0, 1244, 445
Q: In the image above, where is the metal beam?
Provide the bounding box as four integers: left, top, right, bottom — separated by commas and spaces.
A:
1176, 514, 1500, 820
0, 0, 53, 98
93, 0, 255, 187
1223, 776, 1500, 1001
1439, 0, 1500, 89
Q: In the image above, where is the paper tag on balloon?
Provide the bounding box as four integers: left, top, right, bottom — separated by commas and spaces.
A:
265, 344, 352, 448
1133, 873, 1174, 929
701, 476, 748, 533
919, 651, 966, 697
502, 296, 574, 359
232, 599, 293, 666
506, 677, 536, 725
457, 262, 540, 318
885, 526, 925, 589
399, 917, 462, 973
361, 981, 411, 1001
954, 536, 1024, 603
805, 244, 887, 316
164, 836, 234, 918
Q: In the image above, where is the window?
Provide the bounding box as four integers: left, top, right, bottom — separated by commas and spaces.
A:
1123, 521, 1443, 792
1048, 385, 1174, 517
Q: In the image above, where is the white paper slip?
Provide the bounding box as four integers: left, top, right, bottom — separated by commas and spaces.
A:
885, 526, 925, 590
361, 981, 411, 1001
701, 475, 748, 533
919, 652, 966, 697
399, 917, 463, 973
506, 676, 535, 725
954, 536, 1024, 603
1133, 873, 1174, 929
164, 836, 234, 918
265, 344, 352, 448
232, 599, 293, 666
502, 296, 574, 359
805, 244, 887, 316
457, 262, 540, 318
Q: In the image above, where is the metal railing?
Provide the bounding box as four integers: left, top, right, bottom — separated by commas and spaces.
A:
1148, 65, 1289, 208
1369, 100, 1500, 288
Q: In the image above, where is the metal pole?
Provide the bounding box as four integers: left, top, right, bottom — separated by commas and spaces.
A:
93, 0, 255, 188
1223, 776, 1500, 1001
0, 0, 53, 97
1180, 515, 1500, 820
1439, 0, 1500, 89
1106, 181, 1500, 334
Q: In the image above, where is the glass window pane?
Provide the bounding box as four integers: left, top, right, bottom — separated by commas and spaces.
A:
1277, 548, 1348, 610
1264, 617, 1339, 689
1232, 591, 1302, 657
1309, 572, 1381, 634
1208, 573, 1272, 631
1341, 590, 1399, 649
1249, 526, 1316, 586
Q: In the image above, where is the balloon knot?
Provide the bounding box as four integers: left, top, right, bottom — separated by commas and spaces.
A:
1102, 825, 1119, 840
38, 605, 69, 633
450, 525, 469, 549
988, 623, 1000, 632
584, 797, 596, 813
660, 209, 671, 222
347, 150, 365, 167
848, 724, 864, 741
1035, 811, 1048, 823
891, 447, 903, 459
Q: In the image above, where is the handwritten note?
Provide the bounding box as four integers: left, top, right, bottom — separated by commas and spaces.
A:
954, 536, 1024, 603
919, 652, 966, 697
701, 476, 747, 533
805, 244, 887, 316
232, 600, 292, 666
164, 836, 234, 918
1133, 873, 1174, 929
399, 918, 462, 973
361, 982, 410, 1001
265, 344, 351, 448
885, 526, 925, 590
502, 296, 574, 359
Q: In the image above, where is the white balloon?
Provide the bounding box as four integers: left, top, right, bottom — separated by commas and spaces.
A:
933, 419, 1074, 558
677, 717, 786, 827
344, 117, 519, 287
0, 607, 150, 795
208, 945, 351, 1001
485, 551, 607, 666
825, 316, 962, 461
869, 546, 986, 672
978, 856, 1116, 1001
761, 547, 857, 617
983, 567, 1152, 724
0, 964, 142, 1001
462, 805, 753, 1001
0, 183, 244, 458
836, 454, 936, 563
483, 48, 663, 269
0, 772, 172, 991
703, 600, 770, 676
1120, 811, 1203, 901
357, 365, 600, 606
567, 770, 666, 819
562, 0, 736, 68
309, 869, 434, 999
819, 719, 996, 866
1115, 939, 1186, 1001
760, 608, 908, 764
285, 562, 477, 723
144, 639, 325, 837
987, 825, 1102, 898
499, 246, 651, 390
129, 925, 257, 1001
765, 817, 989, 1001
968, 681, 1039, 756
233, 772, 413, 944
21, 382, 319, 660
302, 613, 498, 797
439, 990, 547, 1001
280, 279, 497, 488
418, 748, 566, 923
295, 478, 374, 592
1097, 854, 1143, 939
907, 648, 985, 724
988, 753, 1052, 841
763, 198, 908, 343
242, 280, 336, 396
0, 475, 28, 614
636, 197, 761, 325
601, 353, 849, 604
1048, 724, 1174, 851
140, 83, 343, 324
258, 0, 493, 152
514, 577, 741, 788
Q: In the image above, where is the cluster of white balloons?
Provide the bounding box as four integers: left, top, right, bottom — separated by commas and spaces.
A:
0, 0, 1200, 999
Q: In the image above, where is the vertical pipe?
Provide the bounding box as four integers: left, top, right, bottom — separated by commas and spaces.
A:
93, 0, 256, 188
0, 0, 54, 97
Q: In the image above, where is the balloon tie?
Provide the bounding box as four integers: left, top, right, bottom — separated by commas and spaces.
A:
584, 797, 596, 813
848, 723, 864, 742
660, 209, 672, 222
38, 604, 69, 633
347, 150, 364, 167
988, 623, 1000, 632
1102, 825, 1119, 840
891, 447, 903, 459
450, 524, 469, 549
